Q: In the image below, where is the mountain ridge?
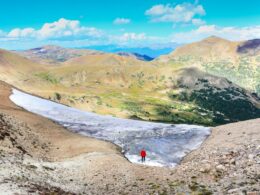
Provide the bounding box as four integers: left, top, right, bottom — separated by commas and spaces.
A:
15, 45, 104, 65
0, 36, 259, 125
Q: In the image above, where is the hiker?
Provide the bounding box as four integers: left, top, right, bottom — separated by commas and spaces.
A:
140, 149, 146, 163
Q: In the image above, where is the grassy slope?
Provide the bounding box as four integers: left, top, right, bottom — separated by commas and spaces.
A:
0, 49, 46, 88
157, 36, 260, 95
0, 38, 260, 126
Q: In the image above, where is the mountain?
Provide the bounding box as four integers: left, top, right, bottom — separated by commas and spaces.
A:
171, 67, 260, 124
82, 45, 176, 58
237, 39, 260, 54
157, 36, 260, 95
0, 37, 260, 126
1, 79, 259, 194
16, 45, 154, 64
116, 52, 154, 61
16, 45, 103, 65
0, 48, 46, 88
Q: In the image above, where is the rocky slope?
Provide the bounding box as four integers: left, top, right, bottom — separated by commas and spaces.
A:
0, 81, 259, 194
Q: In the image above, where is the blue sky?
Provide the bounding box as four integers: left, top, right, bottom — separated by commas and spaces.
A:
0, 0, 260, 50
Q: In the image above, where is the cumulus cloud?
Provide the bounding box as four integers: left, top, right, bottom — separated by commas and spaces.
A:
6, 18, 102, 41
0, 18, 162, 49
1, 17, 260, 50
113, 18, 131, 25
145, 3, 205, 25
37, 18, 102, 40
171, 25, 260, 43
8, 28, 36, 38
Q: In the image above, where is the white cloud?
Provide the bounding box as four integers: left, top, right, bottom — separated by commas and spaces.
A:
6, 18, 102, 40
0, 18, 162, 49
37, 18, 103, 39
191, 18, 206, 26
108, 32, 147, 45
145, 5, 171, 16
171, 25, 260, 43
1, 17, 260, 50
8, 28, 36, 38
109, 32, 166, 47
145, 3, 205, 25
118, 33, 146, 42
113, 18, 131, 25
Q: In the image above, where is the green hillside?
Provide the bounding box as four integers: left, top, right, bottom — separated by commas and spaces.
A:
1, 37, 260, 126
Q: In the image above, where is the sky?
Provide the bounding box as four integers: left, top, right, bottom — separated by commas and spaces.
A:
0, 0, 260, 50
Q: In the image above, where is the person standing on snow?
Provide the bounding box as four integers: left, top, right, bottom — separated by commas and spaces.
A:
140, 149, 146, 163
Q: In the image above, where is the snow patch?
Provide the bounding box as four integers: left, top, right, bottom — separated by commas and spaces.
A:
10, 89, 211, 167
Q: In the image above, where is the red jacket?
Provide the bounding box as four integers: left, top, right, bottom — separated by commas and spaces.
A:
140, 150, 146, 157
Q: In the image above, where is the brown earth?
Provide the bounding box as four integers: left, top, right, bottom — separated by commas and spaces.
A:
0, 81, 259, 194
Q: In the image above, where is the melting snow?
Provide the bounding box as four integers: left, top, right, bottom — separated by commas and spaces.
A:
10, 89, 210, 167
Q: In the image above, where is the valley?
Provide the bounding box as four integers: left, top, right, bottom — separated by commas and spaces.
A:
1, 36, 259, 126
1, 1, 260, 194
0, 80, 259, 194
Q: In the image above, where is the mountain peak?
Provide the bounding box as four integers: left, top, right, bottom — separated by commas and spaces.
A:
203, 36, 229, 42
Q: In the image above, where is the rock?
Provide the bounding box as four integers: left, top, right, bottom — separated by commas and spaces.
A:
247, 161, 253, 166
216, 164, 225, 172
230, 159, 236, 165
200, 163, 212, 173
248, 154, 254, 160
201, 159, 209, 163
227, 188, 239, 194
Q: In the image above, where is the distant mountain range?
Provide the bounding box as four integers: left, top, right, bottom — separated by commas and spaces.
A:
16, 45, 156, 63
80, 44, 178, 58
1, 36, 259, 126
116, 52, 154, 61
15, 45, 104, 65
